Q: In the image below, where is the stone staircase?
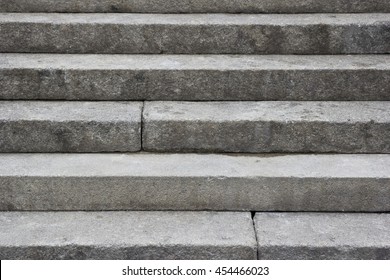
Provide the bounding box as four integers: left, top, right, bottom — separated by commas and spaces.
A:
0, 0, 389, 260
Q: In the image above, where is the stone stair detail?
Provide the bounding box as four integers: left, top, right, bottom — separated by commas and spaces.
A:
1, 154, 389, 212
0, 211, 257, 260
2, 54, 390, 101
0, 0, 389, 260
0, 101, 142, 152
143, 101, 390, 153
255, 213, 390, 260
1, 13, 390, 54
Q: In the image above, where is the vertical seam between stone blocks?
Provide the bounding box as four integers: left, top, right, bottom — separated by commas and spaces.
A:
141, 101, 145, 151
251, 212, 259, 260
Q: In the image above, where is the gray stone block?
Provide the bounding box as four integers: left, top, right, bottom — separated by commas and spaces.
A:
255, 213, 390, 260
143, 101, 390, 153
2, 54, 390, 101
0, 211, 256, 260
1, 13, 389, 54
0, 101, 142, 152
1, 153, 389, 211
1, 0, 389, 13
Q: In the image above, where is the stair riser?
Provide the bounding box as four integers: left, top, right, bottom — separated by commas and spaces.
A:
0, 121, 140, 152
258, 247, 390, 260
1, 14, 389, 54
2, 0, 390, 13
0, 246, 255, 260
2, 68, 390, 101
145, 122, 390, 153
1, 177, 389, 212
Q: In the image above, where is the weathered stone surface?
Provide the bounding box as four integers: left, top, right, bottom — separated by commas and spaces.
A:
2, 54, 390, 101
1, 13, 389, 54
1, 0, 389, 13
0, 101, 142, 152
143, 101, 390, 153
255, 213, 390, 260
1, 153, 389, 211
0, 211, 256, 260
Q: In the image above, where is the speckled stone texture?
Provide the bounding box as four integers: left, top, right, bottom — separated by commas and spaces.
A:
1, 13, 389, 54
0, 101, 142, 152
255, 213, 390, 260
1, 153, 389, 211
2, 54, 390, 101
1, 0, 389, 13
0, 211, 257, 260
143, 101, 390, 153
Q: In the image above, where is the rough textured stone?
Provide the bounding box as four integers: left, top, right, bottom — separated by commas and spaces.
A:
1, 0, 389, 13
0, 101, 142, 152
1, 153, 389, 211
0, 211, 256, 260
255, 213, 390, 260
1, 13, 389, 54
2, 54, 390, 101
143, 101, 390, 153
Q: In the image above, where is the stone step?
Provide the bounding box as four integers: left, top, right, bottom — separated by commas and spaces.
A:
1, 153, 389, 211
1, 13, 389, 54
255, 213, 390, 260
0, 101, 142, 152
143, 101, 390, 153
2, 54, 390, 101
2, 0, 389, 13
0, 211, 256, 260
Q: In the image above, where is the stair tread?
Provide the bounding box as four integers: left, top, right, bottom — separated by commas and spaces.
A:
1, 153, 389, 177
0, 101, 141, 121
255, 213, 390, 259
3, 53, 390, 70
0, 211, 256, 260
145, 101, 390, 122
2, 13, 389, 24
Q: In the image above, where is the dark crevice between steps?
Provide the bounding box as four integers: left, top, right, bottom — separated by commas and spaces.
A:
140, 101, 145, 151
250, 211, 259, 260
